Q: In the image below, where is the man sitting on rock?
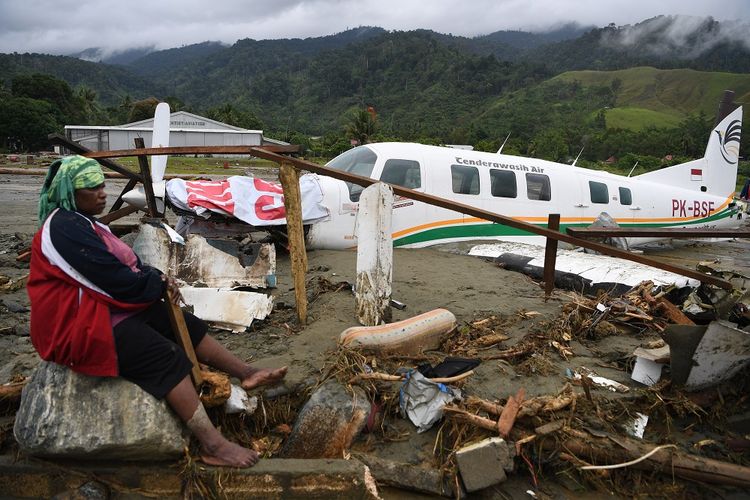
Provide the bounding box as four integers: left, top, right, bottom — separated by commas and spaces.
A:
27, 155, 287, 467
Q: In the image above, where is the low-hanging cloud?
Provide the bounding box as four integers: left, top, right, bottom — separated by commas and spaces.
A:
0, 0, 747, 57
603, 15, 750, 57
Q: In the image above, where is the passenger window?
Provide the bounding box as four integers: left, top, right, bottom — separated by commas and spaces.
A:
490, 169, 517, 198
451, 165, 480, 195
589, 181, 609, 204
380, 159, 421, 189
526, 173, 551, 201
619, 187, 632, 205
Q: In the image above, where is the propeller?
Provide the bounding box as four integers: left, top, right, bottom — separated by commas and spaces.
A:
122, 102, 170, 214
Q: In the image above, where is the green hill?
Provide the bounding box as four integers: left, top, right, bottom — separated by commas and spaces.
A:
552, 67, 750, 130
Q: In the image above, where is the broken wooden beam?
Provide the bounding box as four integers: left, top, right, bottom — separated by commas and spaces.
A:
164, 290, 203, 387
279, 161, 308, 325
133, 138, 160, 218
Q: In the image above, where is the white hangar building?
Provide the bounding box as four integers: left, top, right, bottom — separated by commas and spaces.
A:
64, 110, 287, 152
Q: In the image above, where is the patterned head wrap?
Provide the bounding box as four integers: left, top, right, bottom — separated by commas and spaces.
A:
38, 155, 105, 224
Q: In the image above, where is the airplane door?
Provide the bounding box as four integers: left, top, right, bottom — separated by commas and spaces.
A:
577, 179, 634, 225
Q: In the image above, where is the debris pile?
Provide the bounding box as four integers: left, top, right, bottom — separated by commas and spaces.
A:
2, 213, 749, 498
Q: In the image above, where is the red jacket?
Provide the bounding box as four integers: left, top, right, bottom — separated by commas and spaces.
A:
28, 211, 158, 376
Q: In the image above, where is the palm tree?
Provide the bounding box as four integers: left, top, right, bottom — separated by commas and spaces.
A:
76, 86, 99, 123
345, 108, 377, 145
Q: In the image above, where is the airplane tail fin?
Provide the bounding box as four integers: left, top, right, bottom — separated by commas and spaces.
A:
634, 105, 742, 197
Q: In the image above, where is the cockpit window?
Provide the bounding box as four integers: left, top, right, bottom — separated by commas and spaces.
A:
326, 146, 378, 201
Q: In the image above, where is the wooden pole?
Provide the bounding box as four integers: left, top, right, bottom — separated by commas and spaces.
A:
47, 133, 142, 181
543, 214, 560, 298
279, 162, 308, 324
96, 205, 139, 225
110, 177, 138, 212
164, 290, 203, 387
133, 138, 160, 218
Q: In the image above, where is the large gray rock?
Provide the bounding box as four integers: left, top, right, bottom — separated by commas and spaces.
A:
280, 380, 370, 459
14, 361, 186, 460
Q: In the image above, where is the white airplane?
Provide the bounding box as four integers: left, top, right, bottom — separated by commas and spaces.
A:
305, 106, 743, 250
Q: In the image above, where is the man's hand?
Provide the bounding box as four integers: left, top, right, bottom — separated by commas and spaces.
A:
162, 275, 184, 305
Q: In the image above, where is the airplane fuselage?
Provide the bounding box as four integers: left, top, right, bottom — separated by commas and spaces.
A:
306, 142, 741, 250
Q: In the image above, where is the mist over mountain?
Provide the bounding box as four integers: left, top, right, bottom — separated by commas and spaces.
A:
528, 15, 750, 72
605, 15, 750, 56
1, 15, 748, 152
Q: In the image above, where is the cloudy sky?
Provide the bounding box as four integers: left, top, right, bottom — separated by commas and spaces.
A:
1, 0, 748, 56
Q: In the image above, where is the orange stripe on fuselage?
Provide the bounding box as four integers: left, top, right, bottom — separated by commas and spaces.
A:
392, 193, 735, 238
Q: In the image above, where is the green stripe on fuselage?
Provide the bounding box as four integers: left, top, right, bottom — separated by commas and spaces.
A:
392, 208, 737, 247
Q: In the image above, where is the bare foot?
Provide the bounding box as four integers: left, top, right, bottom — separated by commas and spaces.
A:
200, 439, 259, 467
241, 366, 288, 391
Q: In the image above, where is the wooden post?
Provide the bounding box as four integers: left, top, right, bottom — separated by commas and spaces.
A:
96, 205, 139, 225
543, 214, 560, 298
110, 177, 138, 212
133, 137, 160, 218
279, 162, 308, 324
355, 182, 394, 326
164, 290, 203, 387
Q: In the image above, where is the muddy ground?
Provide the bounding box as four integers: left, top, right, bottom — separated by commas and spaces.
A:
1, 172, 749, 498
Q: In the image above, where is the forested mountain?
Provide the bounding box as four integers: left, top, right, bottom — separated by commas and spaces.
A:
0, 53, 162, 105
1, 15, 749, 162
527, 16, 750, 73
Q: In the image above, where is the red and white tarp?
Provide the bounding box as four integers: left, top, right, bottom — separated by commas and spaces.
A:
166, 174, 330, 226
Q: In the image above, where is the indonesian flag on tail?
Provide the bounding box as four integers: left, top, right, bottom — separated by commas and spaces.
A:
691, 168, 702, 181
166, 174, 330, 226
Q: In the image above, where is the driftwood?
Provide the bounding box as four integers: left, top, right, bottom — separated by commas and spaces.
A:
0, 380, 26, 415
465, 390, 576, 419
466, 395, 504, 416
443, 405, 497, 432
497, 388, 525, 438
474, 333, 510, 347
348, 370, 474, 385
656, 297, 695, 325
554, 434, 750, 488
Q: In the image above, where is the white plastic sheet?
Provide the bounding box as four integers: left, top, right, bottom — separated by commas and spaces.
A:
399, 371, 457, 433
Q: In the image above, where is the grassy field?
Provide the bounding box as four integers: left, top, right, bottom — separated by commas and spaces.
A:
115, 156, 282, 176
554, 66, 750, 129
603, 106, 682, 131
